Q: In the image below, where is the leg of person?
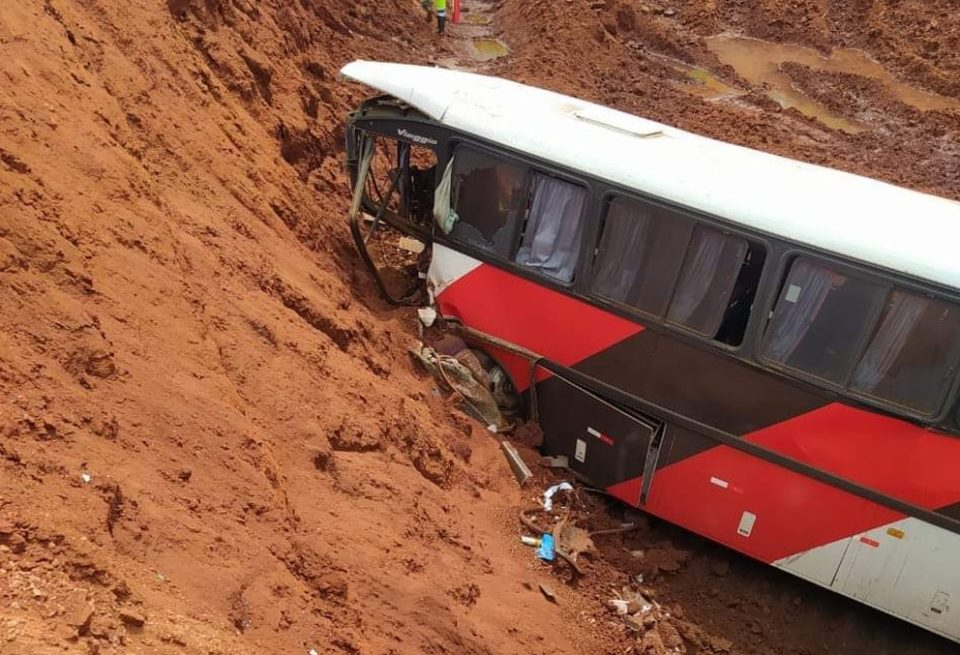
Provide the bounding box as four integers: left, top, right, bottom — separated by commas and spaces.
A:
437, 9, 446, 34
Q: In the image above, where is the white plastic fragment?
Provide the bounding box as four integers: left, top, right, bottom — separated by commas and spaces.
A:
309, 650, 319, 655
543, 481, 574, 512
398, 236, 425, 254
417, 306, 437, 327
80, 472, 92, 484
608, 599, 630, 615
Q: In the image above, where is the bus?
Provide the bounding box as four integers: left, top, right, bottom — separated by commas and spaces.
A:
340, 60, 960, 642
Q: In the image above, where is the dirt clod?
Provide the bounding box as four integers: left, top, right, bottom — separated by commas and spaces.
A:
119, 609, 146, 627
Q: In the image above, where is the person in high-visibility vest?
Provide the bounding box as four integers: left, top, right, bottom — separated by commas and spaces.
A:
434, 0, 447, 35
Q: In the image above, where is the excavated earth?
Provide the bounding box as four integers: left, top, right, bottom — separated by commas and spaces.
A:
0, 0, 958, 654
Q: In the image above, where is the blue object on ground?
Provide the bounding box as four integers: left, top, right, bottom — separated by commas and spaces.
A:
537, 533, 555, 561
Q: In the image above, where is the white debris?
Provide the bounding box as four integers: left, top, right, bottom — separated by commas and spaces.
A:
398, 236, 425, 254
80, 472, 92, 484
417, 306, 437, 327
543, 481, 574, 511
608, 599, 630, 615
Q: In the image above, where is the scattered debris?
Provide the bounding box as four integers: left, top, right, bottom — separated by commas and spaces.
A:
80, 472, 92, 484
409, 341, 513, 432
501, 441, 532, 485
554, 522, 596, 562
543, 481, 573, 511
521, 483, 642, 577
609, 598, 631, 615
521, 535, 541, 547
398, 236, 425, 254
417, 306, 438, 327
537, 533, 555, 561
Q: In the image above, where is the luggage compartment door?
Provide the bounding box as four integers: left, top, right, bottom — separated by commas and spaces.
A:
535, 366, 660, 503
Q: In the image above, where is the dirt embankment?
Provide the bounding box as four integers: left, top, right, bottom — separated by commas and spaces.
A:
0, 1, 600, 653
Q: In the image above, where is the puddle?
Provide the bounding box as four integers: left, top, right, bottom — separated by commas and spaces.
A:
648, 53, 746, 105
472, 38, 509, 61
464, 13, 491, 25
682, 67, 742, 99
651, 54, 744, 101
706, 35, 960, 132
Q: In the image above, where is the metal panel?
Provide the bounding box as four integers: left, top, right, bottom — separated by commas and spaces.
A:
834, 518, 960, 640
536, 368, 659, 492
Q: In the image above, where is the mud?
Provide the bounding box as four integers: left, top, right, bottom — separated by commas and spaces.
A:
1, 0, 959, 654
472, 38, 510, 61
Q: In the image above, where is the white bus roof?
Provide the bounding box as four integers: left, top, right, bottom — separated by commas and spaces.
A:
341, 60, 960, 291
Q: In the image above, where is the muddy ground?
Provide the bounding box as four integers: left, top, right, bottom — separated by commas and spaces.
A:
0, 0, 958, 654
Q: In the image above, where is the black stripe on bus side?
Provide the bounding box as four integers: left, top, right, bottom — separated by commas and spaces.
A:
573, 329, 830, 436
535, 358, 960, 538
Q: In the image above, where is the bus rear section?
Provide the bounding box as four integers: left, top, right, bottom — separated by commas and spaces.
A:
342, 78, 960, 644
428, 238, 960, 644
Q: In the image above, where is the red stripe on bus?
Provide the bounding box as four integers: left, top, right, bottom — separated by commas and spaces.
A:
608, 405, 960, 562
640, 444, 904, 563
745, 402, 960, 511
435, 261, 960, 561
436, 263, 643, 391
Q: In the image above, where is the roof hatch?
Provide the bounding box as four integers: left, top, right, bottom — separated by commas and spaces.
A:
571, 106, 665, 139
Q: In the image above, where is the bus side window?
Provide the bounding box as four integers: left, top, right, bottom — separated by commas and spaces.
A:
450, 146, 528, 258
763, 258, 960, 415
514, 172, 588, 283
590, 196, 763, 346
851, 291, 960, 415
666, 225, 751, 340
591, 197, 692, 316
761, 258, 886, 384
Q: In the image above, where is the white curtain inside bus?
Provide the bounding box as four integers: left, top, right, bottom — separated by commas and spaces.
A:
667, 228, 726, 323
762, 261, 837, 364
515, 172, 587, 283
851, 291, 926, 392
591, 201, 651, 301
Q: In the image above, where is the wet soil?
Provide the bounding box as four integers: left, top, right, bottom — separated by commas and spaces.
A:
1, 0, 959, 654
